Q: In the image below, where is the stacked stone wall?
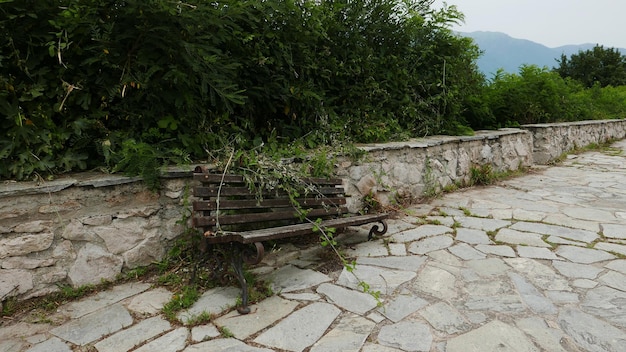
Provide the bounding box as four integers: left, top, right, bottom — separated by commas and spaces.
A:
1, 119, 624, 301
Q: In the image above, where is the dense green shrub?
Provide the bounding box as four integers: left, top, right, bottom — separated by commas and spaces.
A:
474, 65, 591, 127
1, 0, 483, 181
2, 1, 622, 182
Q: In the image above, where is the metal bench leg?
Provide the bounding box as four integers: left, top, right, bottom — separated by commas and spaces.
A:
368, 220, 389, 240
231, 249, 250, 314
231, 242, 265, 315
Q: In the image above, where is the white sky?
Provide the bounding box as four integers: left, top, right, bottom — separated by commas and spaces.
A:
432, 0, 626, 48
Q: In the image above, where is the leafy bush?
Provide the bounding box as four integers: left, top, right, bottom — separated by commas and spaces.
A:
1, 0, 484, 181
476, 65, 591, 127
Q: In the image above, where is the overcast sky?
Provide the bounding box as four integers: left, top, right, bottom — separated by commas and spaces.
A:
431, 0, 626, 49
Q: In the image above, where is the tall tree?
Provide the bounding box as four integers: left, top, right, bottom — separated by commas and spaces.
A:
554, 45, 626, 88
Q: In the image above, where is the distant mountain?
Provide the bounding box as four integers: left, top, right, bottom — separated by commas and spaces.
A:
460, 31, 626, 77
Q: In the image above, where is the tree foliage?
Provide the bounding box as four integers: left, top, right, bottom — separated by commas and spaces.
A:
1, 1, 623, 182
1, 0, 483, 180
554, 45, 626, 88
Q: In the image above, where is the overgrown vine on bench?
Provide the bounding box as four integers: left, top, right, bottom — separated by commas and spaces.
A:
208, 142, 384, 305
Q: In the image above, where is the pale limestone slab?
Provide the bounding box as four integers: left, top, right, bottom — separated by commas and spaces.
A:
357, 255, 427, 271
572, 279, 597, 289
177, 287, 240, 324
455, 228, 491, 245
266, 265, 331, 294
25, 337, 71, 352
184, 338, 273, 352
387, 242, 407, 256
516, 246, 559, 260
512, 208, 546, 222
582, 286, 626, 328
505, 258, 570, 291
508, 272, 557, 314
546, 235, 585, 246
495, 228, 551, 248
563, 207, 618, 223
595, 242, 626, 256
253, 302, 341, 352
474, 244, 516, 257
552, 260, 603, 279
190, 325, 219, 342
605, 259, 626, 274
125, 287, 173, 315
362, 343, 403, 352
379, 293, 428, 322
510, 221, 598, 243
94, 316, 171, 352
317, 283, 379, 315
50, 304, 133, 346
558, 308, 626, 351
600, 223, 626, 239
555, 245, 616, 264
58, 282, 151, 318
427, 249, 463, 267
412, 265, 457, 300
516, 317, 577, 352
598, 270, 626, 292
214, 295, 299, 339
377, 321, 432, 352
542, 213, 600, 232
464, 295, 526, 313
345, 240, 388, 257
453, 216, 511, 232
446, 320, 539, 352
419, 302, 470, 334
310, 314, 375, 352
281, 292, 321, 301
135, 328, 190, 352
337, 265, 416, 295
466, 258, 511, 277
448, 243, 487, 260
391, 225, 452, 243
546, 291, 579, 304
407, 235, 454, 255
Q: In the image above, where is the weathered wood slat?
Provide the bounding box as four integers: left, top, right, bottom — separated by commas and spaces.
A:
192, 173, 343, 186
193, 186, 344, 198
192, 197, 347, 211
202, 213, 389, 244
193, 207, 349, 227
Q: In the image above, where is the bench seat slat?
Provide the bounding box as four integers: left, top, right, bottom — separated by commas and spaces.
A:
193, 207, 349, 227
203, 213, 389, 244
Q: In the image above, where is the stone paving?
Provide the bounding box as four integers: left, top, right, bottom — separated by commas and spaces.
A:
2, 140, 626, 352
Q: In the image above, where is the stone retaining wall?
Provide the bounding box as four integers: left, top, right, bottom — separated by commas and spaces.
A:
1, 119, 624, 301
524, 120, 626, 164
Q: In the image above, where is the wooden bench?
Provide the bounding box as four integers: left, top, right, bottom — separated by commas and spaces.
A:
191, 166, 389, 313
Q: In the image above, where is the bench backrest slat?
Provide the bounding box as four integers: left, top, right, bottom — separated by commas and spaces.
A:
193, 186, 345, 198
192, 173, 343, 186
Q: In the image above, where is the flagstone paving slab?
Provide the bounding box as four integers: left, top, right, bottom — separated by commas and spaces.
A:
50, 303, 133, 346
555, 245, 616, 264
310, 314, 375, 352
446, 320, 539, 352
253, 302, 341, 352
214, 295, 299, 339
377, 320, 432, 352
